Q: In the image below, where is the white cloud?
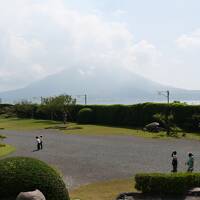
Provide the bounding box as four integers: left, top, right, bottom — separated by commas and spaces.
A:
9, 35, 45, 61
0, 0, 161, 92
176, 29, 200, 48
112, 9, 127, 17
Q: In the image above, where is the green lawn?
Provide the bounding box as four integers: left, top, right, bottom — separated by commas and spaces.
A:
0, 117, 200, 140
0, 117, 61, 130
70, 178, 135, 200
63, 123, 170, 138
65, 125, 200, 140
0, 144, 15, 157
0, 132, 15, 157
0, 117, 169, 138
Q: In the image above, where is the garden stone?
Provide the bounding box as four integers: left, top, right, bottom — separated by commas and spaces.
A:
144, 122, 160, 132
185, 197, 200, 200
16, 189, 46, 200
188, 188, 200, 196
116, 192, 200, 200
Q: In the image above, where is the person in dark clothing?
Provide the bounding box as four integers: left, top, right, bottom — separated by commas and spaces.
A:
171, 151, 178, 172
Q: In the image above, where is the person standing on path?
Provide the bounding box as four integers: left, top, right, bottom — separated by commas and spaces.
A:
40, 136, 43, 150
36, 136, 41, 151
186, 153, 194, 172
171, 151, 178, 172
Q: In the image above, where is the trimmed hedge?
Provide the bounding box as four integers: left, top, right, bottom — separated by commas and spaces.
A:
77, 108, 94, 123
0, 157, 69, 200
0, 104, 13, 109
135, 173, 200, 195
13, 102, 200, 131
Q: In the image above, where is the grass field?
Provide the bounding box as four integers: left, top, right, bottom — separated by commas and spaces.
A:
0, 117, 61, 130
0, 117, 200, 140
70, 178, 135, 200
0, 117, 170, 138
0, 144, 15, 157
0, 131, 15, 157
63, 123, 170, 138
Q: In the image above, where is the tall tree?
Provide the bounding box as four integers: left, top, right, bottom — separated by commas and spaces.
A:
41, 95, 76, 123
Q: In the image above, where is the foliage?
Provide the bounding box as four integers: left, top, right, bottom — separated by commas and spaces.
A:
14, 101, 38, 118
153, 113, 180, 136
77, 108, 94, 123
38, 95, 76, 122
14, 95, 76, 122
153, 113, 166, 127
135, 173, 200, 195
0, 104, 13, 109
0, 143, 6, 147
0, 104, 15, 117
0, 157, 70, 200
11, 101, 200, 131
187, 114, 200, 131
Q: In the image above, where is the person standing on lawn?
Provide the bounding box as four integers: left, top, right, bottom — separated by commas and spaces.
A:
186, 153, 194, 172
171, 151, 178, 172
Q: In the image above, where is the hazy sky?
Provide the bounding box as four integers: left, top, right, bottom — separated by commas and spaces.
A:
0, 0, 200, 92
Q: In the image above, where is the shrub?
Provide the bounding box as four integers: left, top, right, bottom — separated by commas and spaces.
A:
14, 103, 38, 118
77, 108, 94, 123
12, 101, 200, 132
135, 173, 200, 195
0, 143, 6, 147
153, 113, 181, 136
0, 157, 70, 200
189, 114, 200, 130
0, 104, 15, 117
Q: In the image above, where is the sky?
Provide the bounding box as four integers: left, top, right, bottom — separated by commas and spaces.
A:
0, 0, 200, 92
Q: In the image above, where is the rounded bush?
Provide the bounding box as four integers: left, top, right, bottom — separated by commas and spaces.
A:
0, 157, 70, 200
77, 108, 94, 123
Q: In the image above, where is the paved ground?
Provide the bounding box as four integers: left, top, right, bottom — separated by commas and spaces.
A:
1, 130, 200, 189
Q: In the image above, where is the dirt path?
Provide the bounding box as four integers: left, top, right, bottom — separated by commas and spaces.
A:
1, 130, 200, 189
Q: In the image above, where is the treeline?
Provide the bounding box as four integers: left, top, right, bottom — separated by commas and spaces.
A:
2, 101, 200, 131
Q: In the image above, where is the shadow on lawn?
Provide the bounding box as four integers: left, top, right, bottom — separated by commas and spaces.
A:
79, 123, 142, 131
32, 120, 60, 125
44, 125, 83, 131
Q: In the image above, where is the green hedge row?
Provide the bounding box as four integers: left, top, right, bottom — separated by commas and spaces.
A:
135, 173, 200, 195
0, 104, 13, 109
0, 157, 69, 200
12, 103, 200, 130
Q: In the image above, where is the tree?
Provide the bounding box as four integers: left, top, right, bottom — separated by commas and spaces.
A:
14, 101, 37, 118
41, 95, 76, 123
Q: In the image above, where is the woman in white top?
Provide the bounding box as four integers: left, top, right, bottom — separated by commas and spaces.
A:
36, 136, 41, 150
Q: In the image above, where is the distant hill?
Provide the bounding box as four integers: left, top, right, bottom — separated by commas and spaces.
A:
1, 68, 200, 104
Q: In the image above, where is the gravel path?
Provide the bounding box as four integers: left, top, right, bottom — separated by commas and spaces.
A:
1, 130, 200, 189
